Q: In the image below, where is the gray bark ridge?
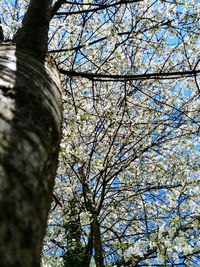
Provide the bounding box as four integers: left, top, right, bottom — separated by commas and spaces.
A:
0, 43, 62, 267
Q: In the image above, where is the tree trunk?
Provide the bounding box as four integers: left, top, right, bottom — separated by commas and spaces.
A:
63, 199, 84, 267
92, 215, 104, 267
0, 43, 62, 267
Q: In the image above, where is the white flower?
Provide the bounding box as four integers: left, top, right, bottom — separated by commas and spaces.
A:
80, 211, 92, 225
124, 246, 134, 261
157, 252, 165, 264
65, 187, 73, 197
158, 223, 166, 238
168, 227, 176, 238
182, 245, 193, 254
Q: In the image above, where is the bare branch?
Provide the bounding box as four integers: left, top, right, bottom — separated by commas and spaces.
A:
59, 68, 200, 81
54, 0, 141, 17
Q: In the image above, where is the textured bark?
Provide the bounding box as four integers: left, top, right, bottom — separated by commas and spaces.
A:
14, 0, 52, 61
0, 44, 62, 267
92, 215, 104, 267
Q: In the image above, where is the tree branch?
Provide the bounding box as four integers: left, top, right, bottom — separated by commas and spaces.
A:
0, 19, 4, 42
14, 0, 53, 60
54, 0, 141, 17
51, 0, 66, 19
59, 68, 200, 81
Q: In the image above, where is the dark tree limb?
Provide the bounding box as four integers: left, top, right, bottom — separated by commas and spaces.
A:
59, 68, 200, 81
51, 0, 66, 19
54, 0, 141, 16
14, 0, 53, 61
0, 19, 4, 42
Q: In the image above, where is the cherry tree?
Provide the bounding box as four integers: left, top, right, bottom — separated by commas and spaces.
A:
43, 1, 199, 266
1, 0, 199, 267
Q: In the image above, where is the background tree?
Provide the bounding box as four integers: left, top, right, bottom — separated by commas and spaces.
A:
1, 0, 199, 267
45, 1, 199, 266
